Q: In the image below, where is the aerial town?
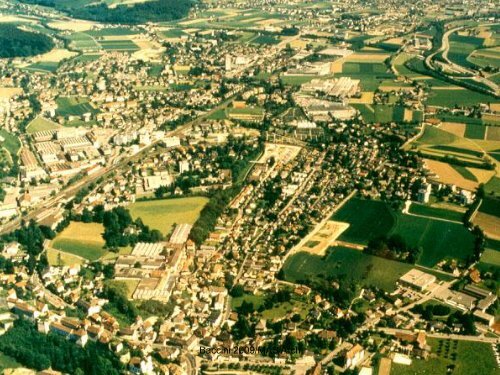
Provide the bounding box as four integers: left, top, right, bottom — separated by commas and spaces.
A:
0, 0, 498, 374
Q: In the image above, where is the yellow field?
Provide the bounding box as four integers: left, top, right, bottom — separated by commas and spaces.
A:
47, 248, 84, 266
345, 53, 390, 62
473, 212, 500, 240
36, 49, 78, 62
440, 122, 466, 137
0, 15, 37, 23
47, 20, 96, 32
423, 159, 478, 191
347, 92, 374, 104
0, 87, 22, 100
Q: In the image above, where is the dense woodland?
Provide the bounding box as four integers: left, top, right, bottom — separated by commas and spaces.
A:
0, 319, 123, 374
19, 0, 193, 24
0, 24, 54, 58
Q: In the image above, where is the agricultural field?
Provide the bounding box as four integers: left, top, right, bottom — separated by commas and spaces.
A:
484, 176, 500, 196
448, 33, 485, 68
24, 61, 59, 73
408, 202, 464, 222
65, 32, 101, 51
331, 197, 475, 267
51, 222, 106, 261
283, 246, 414, 292
331, 198, 395, 245
128, 197, 209, 235
56, 96, 97, 117
47, 248, 85, 266
352, 104, 422, 123
426, 87, 495, 107
477, 248, 500, 273
391, 212, 474, 267
26, 116, 62, 134
98, 39, 140, 52
391, 339, 499, 375
473, 197, 500, 240
86, 27, 140, 37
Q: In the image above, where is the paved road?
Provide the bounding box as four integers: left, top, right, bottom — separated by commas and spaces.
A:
379, 327, 499, 344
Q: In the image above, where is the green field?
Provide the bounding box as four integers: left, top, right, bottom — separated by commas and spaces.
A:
464, 124, 487, 139
51, 222, 106, 261
332, 198, 395, 245
409, 203, 464, 222
478, 248, 500, 271
0, 351, 21, 372
484, 176, 500, 196
280, 75, 320, 86
26, 116, 61, 133
426, 88, 495, 107
451, 165, 478, 182
66, 32, 101, 51
0, 129, 21, 156
391, 213, 474, 267
343, 62, 387, 74
128, 197, 209, 235
283, 247, 413, 291
56, 96, 97, 117
98, 40, 139, 52
24, 61, 59, 73
161, 28, 188, 38
332, 198, 475, 267
72, 53, 102, 63
448, 33, 485, 69
391, 338, 499, 375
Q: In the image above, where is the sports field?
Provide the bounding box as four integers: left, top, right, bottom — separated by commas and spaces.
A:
128, 197, 209, 235
51, 222, 106, 261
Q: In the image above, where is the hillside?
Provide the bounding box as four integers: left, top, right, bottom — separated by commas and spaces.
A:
19, 0, 193, 24
0, 24, 54, 58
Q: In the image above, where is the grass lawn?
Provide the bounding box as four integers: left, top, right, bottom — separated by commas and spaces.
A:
0, 351, 21, 372
51, 222, 106, 261
128, 197, 208, 235
409, 203, 464, 222
391, 338, 499, 375
231, 293, 266, 310
0, 129, 21, 156
231, 293, 311, 320
56, 96, 97, 117
26, 116, 62, 134
331, 198, 395, 245
283, 247, 413, 292
47, 248, 85, 266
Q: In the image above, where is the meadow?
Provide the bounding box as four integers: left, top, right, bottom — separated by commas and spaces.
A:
426, 87, 495, 107
98, 40, 140, 52
391, 339, 498, 375
56, 97, 97, 117
331, 198, 395, 245
51, 222, 106, 261
331, 198, 475, 267
26, 116, 62, 134
24, 61, 59, 73
128, 196, 209, 235
408, 203, 464, 222
283, 246, 413, 292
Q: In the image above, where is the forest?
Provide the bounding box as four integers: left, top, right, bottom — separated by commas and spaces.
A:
0, 24, 54, 58
0, 319, 123, 374
19, 0, 193, 24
